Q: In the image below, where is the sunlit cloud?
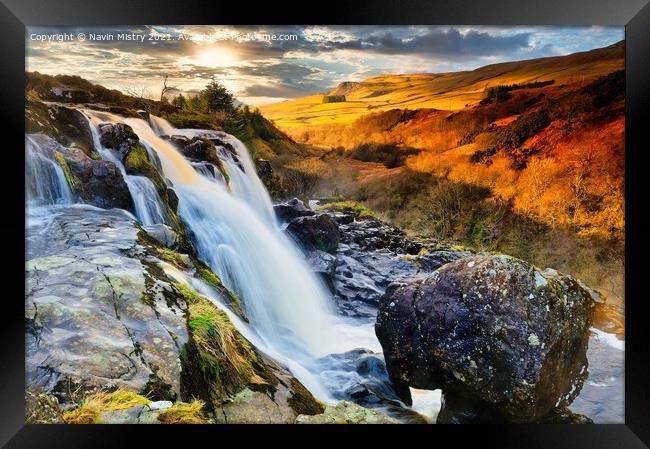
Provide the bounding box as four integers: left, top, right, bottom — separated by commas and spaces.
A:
26, 25, 624, 106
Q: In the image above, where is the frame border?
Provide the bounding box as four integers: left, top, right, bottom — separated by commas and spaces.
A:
2, 0, 648, 446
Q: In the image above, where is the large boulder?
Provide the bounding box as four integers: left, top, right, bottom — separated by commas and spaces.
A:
285, 213, 340, 254
375, 255, 595, 423
180, 137, 223, 166
273, 198, 315, 224
59, 147, 134, 211
25, 101, 96, 156
99, 123, 139, 158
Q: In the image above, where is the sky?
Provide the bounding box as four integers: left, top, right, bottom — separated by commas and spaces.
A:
26, 25, 624, 106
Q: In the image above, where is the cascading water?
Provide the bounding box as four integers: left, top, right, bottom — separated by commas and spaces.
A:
149, 114, 177, 137
153, 126, 277, 226
81, 110, 168, 226
25, 134, 74, 206
121, 115, 339, 355
77, 111, 440, 417
79, 111, 351, 398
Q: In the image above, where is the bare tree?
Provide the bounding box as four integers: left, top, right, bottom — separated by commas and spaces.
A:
160, 75, 178, 102
124, 85, 149, 99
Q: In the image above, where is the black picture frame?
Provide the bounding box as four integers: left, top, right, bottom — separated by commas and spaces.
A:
2, 0, 649, 447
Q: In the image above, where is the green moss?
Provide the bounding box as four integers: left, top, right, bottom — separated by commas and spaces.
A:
197, 268, 223, 289
287, 378, 325, 416
157, 248, 190, 270
53, 151, 78, 191
123, 143, 152, 174
176, 282, 265, 411
317, 201, 378, 220
196, 267, 246, 321
175, 282, 202, 304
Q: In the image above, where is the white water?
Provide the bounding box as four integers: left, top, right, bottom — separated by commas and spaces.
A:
82, 111, 365, 398
25, 134, 74, 206
149, 114, 177, 137
81, 110, 168, 226
24, 109, 440, 417
162, 127, 277, 226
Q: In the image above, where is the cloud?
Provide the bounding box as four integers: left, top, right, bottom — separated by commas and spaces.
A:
25, 25, 623, 105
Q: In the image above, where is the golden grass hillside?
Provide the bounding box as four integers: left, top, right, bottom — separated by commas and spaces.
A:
260, 41, 623, 135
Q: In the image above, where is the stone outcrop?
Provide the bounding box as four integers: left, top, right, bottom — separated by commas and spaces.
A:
375, 255, 595, 423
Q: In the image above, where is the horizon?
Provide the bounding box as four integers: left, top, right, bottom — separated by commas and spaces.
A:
26, 26, 624, 106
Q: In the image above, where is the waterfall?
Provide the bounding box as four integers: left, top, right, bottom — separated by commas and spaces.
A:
80, 110, 168, 226
127, 175, 169, 226
118, 115, 339, 357
25, 134, 74, 206
151, 126, 276, 225
75, 111, 421, 407
149, 114, 177, 137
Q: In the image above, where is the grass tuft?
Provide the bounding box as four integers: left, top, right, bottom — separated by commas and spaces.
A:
157, 400, 206, 424
61, 389, 151, 424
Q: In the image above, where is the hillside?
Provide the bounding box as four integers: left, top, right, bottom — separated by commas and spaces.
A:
258, 44, 625, 305
260, 41, 624, 133
25, 71, 311, 163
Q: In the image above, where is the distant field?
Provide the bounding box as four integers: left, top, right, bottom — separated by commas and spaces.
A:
260, 41, 624, 132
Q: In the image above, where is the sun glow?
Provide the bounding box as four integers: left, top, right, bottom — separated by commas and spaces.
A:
193, 48, 239, 68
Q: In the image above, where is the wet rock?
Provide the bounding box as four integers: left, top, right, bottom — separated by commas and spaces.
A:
26, 207, 188, 402
25, 392, 63, 424
295, 401, 399, 424
99, 123, 139, 158
25, 102, 95, 155
286, 213, 340, 254
180, 137, 221, 165
136, 110, 150, 121
143, 224, 179, 250
298, 209, 474, 318
59, 147, 134, 211
376, 255, 595, 423
315, 349, 402, 407
306, 250, 337, 289
274, 198, 315, 224
167, 188, 179, 213
169, 135, 190, 148
333, 250, 419, 316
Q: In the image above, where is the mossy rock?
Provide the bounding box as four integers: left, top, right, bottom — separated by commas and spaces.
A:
175, 282, 322, 421
53, 151, 79, 192
124, 144, 191, 245
317, 200, 378, 220
295, 401, 398, 424
196, 267, 247, 321
25, 100, 95, 156
178, 284, 261, 410
181, 137, 230, 186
